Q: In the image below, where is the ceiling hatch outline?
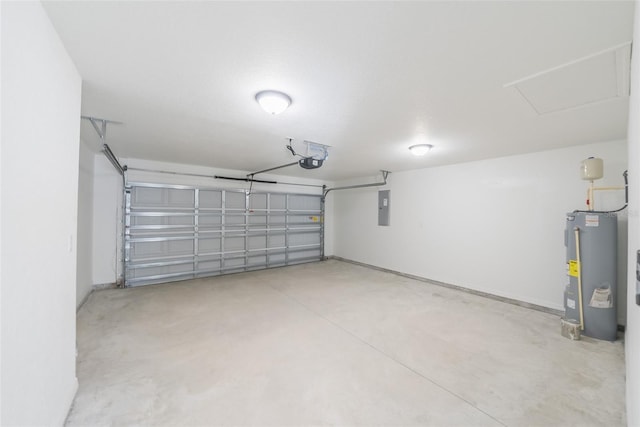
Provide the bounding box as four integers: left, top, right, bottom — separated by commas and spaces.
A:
505, 41, 632, 115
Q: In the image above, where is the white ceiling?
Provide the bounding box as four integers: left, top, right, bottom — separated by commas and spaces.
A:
43, 1, 635, 181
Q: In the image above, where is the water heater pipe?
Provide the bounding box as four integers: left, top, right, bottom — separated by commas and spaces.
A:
574, 227, 585, 330
587, 185, 624, 210
583, 170, 628, 212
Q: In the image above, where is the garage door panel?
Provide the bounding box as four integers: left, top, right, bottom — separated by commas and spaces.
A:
198, 259, 221, 271
289, 251, 321, 261
225, 257, 245, 268
167, 188, 194, 206
125, 185, 323, 286
288, 195, 321, 211
199, 190, 222, 208
225, 191, 245, 209
226, 214, 245, 225
248, 214, 267, 225
199, 214, 221, 226
225, 236, 246, 251
289, 232, 320, 246
270, 194, 286, 209
132, 216, 165, 226
268, 253, 286, 263
248, 193, 267, 210
131, 241, 166, 258
132, 187, 195, 207
169, 240, 195, 255
199, 237, 221, 253
169, 216, 195, 226
268, 235, 285, 248
132, 187, 164, 205
248, 236, 266, 250
269, 215, 286, 226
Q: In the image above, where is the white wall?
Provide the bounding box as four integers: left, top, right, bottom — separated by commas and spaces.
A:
1, 2, 81, 424
333, 140, 627, 314
626, 2, 640, 426
91, 157, 334, 286
92, 154, 123, 285
77, 139, 95, 307
324, 191, 335, 257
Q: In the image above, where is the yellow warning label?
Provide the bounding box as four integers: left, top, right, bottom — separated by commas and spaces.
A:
569, 260, 580, 277
310, 216, 319, 222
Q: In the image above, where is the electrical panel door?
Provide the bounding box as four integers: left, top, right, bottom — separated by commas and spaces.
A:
378, 190, 390, 226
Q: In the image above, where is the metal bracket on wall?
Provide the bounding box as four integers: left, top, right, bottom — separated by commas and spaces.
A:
81, 116, 126, 175
83, 115, 108, 140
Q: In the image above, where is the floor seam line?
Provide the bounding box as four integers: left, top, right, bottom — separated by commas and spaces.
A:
265, 283, 507, 427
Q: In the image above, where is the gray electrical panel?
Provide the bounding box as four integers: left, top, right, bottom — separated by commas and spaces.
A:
378, 190, 390, 226
636, 250, 640, 306
564, 212, 617, 341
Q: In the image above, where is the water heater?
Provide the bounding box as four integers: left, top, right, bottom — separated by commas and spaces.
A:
564, 212, 617, 341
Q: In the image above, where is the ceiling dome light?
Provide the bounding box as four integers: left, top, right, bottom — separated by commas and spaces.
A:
255, 90, 292, 115
409, 144, 433, 156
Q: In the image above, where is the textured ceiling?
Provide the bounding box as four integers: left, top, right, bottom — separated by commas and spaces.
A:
43, 1, 634, 181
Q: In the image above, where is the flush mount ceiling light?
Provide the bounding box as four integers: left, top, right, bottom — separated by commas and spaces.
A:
409, 144, 433, 156
255, 90, 292, 115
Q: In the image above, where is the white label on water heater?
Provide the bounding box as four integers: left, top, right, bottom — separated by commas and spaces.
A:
567, 298, 576, 309
585, 215, 599, 227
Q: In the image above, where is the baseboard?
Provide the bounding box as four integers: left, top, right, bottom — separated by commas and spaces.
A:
327, 256, 564, 317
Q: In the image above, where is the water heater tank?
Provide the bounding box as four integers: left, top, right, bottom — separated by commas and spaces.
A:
564, 212, 617, 341
580, 157, 604, 180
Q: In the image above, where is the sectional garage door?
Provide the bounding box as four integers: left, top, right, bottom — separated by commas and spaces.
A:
124, 183, 324, 286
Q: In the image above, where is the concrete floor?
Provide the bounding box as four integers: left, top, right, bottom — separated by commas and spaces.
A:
68, 260, 625, 426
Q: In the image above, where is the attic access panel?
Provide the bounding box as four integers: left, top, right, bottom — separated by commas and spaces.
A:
507, 43, 631, 114
124, 183, 324, 287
